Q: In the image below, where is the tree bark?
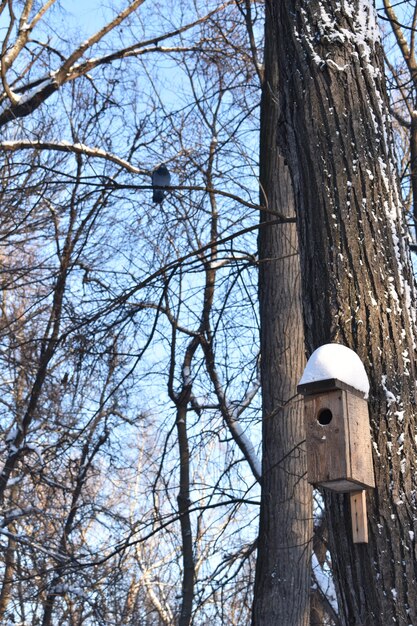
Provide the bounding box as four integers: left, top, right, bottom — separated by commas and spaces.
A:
176, 392, 195, 626
0, 531, 15, 620
252, 3, 313, 622
269, 0, 417, 623
410, 114, 417, 238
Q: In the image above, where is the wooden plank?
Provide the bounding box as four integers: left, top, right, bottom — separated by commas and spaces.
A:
304, 390, 349, 485
318, 479, 366, 492
346, 393, 375, 488
350, 490, 368, 543
298, 378, 366, 398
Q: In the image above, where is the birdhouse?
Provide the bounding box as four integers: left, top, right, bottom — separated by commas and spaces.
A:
298, 344, 375, 543
297, 378, 375, 492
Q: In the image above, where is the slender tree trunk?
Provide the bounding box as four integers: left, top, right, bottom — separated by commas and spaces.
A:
270, 1, 417, 623
410, 114, 417, 239
176, 395, 195, 626
0, 531, 15, 620
252, 3, 313, 621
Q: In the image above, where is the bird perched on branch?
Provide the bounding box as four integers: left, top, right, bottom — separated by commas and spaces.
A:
152, 164, 171, 203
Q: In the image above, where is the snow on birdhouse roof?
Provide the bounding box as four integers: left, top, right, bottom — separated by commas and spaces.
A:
298, 343, 370, 398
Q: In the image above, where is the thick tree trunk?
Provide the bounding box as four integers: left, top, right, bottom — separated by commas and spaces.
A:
268, 0, 417, 624
252, 4, 313, 622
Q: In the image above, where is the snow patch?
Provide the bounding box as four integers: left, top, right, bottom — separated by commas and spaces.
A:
299, 343, 369, 398
312, 553, 338, 612
381, 375, 397, 407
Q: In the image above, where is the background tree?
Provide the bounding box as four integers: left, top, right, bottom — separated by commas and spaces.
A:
379, 0, 417, 239
0, 1, 266, 624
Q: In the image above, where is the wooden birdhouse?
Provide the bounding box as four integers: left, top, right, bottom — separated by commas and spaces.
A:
297, 344, 375, 543
297, 378, 375, 492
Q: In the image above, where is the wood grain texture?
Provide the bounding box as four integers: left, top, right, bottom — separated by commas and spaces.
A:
350, 490, 369, 544
305, 390, 349, 485
304, 389, 374, 489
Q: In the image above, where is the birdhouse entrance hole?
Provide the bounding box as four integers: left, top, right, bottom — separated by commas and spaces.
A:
317, 408, 333, 425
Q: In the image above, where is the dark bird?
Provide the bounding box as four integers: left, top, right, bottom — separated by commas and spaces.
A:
152, 164, 171, 203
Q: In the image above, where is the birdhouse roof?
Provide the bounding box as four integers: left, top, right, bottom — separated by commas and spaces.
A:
298, 343, 370, 399
297, 377, 366, 398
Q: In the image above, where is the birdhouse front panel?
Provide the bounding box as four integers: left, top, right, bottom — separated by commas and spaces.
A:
304, 388, 375, 491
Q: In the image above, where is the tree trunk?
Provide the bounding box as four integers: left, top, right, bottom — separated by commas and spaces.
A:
176, 396, 195, 626
0, 531, 15, 620
410, 114, 417, 239
252, 3, 313, 621
269, 0, 417, 623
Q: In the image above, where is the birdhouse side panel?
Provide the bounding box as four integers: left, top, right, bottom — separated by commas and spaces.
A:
346, 393, 375, 488
304, 391, 350, 485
